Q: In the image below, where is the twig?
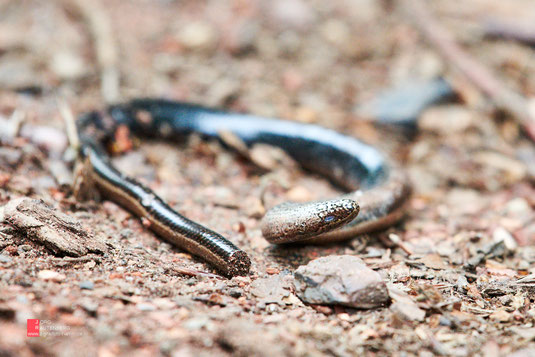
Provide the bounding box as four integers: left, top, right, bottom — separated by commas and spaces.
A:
57, 98, 80, 152
51, 255, 103, 266
389, 233, 413, 255
61, 0, 120, 103
378, 233, 414, 256
8, 109, 24, 137
0, 109, 25, 142
484, 19, 535, 46
170, 266, 223, 279
399, 0, 535, 141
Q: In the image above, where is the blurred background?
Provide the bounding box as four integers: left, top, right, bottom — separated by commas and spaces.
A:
1, 0, 535, 356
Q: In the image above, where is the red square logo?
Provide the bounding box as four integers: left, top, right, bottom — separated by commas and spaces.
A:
27, 319, 39, 337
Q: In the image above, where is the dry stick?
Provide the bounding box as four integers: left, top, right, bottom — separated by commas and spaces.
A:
484, 19, 535, 46
57, 98, 80, 152
62, 0, 120, 104
8, 110, 24, 138
400, 0, 535, 142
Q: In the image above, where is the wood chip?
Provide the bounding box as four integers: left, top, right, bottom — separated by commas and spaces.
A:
3, 198, 106, 256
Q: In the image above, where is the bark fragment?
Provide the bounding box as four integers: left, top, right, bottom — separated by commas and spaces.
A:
3, 198, 106, 256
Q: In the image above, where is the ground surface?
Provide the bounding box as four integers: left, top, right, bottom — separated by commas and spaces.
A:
1, 0, 535, 356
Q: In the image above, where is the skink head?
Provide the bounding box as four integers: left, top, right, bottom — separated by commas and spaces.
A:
261, 198, 359, 244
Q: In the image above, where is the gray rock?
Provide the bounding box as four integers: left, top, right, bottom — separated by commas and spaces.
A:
0, 254, 12, 263
79, 280, 94, 290
293, 255, 390, 308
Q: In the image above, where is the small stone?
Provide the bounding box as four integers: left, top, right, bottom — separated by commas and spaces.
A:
225, 20, 258, 55
38, 270, 66, 282
49, 51, 86, 80
518, 260, 530, 271
184, 316, 210, 330
18, 244, 32, 252
439, 316, 452, 327
267, 0, 315, 31
79, 280, 94, 290
266, 267, 280, 275
493, 227, 517, 253
489, 309, 511, 322
293, 255, 390, 308
243, 196, 265, 219
0, 254, 12, 263
81, 301, 98, 316
287, 185, 314, 202
419, 105, 475, 134
456, 275, 469, 291
228, 288, 242, 298
504, 198, 531, 216
137, 303, 156, 312
177, 22, 217, 52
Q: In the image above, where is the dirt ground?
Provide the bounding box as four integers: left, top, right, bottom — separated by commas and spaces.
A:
1, 0, 535, 356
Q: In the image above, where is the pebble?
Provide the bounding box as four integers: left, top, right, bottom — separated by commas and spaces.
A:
293, 255, 390, 308
226, 20, 258, 55
286, 186, 312, 202
38, 270, 66, 282
0, 254, 12, 263
419, 105, 475, 134
184, 316, 211, 330
228, 288, 242, 298
137, 303, 156, 312
439, 316, 452, 327
493, 227, 517, 253
489, 309, 511, 322
49, 50, 86, 80
267, 0, 315, 31
79, 280, 95, 290
456, 275, 469, 291
81, 301, 98, 316
504, 197, 531, 216
176, 22, 217, 52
